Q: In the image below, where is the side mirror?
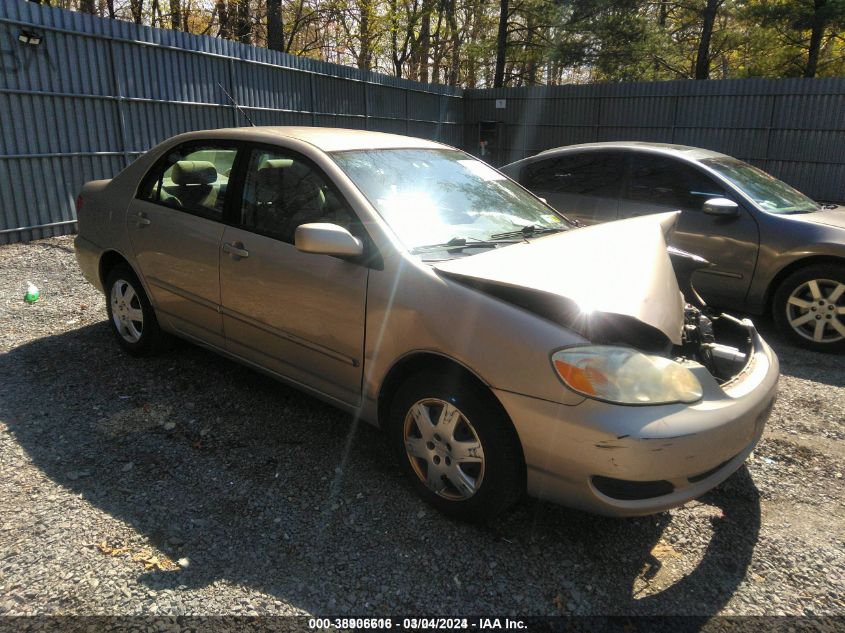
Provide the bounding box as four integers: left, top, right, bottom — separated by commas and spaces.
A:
295, 223, 363, 258
703, 197, 739, 217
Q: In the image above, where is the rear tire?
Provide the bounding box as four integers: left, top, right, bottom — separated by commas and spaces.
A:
772, 263, 845, 352
104, 263, 169, 356
387, 369, 525, 522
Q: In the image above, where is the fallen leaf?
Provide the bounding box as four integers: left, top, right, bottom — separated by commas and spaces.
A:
650, 541, 681, 560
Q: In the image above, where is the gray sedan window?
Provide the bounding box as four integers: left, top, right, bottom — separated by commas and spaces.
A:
522, 152, 624, 197
626, 154, 725, 211
702, 157, 819, 214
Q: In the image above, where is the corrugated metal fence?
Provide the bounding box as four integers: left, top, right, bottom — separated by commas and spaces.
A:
464, 80, 845, 202
0, 0, 463, 244
2, 0, 843, 244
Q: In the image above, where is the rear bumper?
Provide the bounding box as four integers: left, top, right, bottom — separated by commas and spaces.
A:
496, 320, 779, 516
74, 235, 103, 292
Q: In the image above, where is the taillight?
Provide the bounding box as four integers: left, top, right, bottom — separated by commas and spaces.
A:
75, 195, 84, 214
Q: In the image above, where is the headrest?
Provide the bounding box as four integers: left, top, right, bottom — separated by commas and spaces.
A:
171, 161, 218, 186
258, 158, 294, 171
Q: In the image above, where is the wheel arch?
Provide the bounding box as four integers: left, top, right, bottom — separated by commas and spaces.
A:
765, 255, 845, 312
98, 249, 133, 289
377, 350, 528, 499
376, 352, 494, 428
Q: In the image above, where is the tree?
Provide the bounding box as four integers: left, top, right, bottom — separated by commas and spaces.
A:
267, 0, 284, 51
749, 0, 845, 77
130, 0, 144, 25
493, 0, 509, 87
695, 0, 724, 79
170, 0, 182, 31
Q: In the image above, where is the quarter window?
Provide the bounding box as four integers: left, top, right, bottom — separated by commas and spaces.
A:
522, 152, 624, 197
138, 143, 238, 221
239, 148, 357, 244
626, 154, 726, 211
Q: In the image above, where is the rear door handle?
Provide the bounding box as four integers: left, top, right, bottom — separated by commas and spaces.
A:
134, 212, 151, 227
222, 242, 249, 259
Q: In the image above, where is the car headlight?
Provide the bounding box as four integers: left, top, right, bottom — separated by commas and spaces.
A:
551, 346, 703, 405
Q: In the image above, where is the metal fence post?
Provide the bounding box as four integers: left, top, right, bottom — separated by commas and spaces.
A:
406, 87, 410, 135
310, 73, 318, 126
107, 39, 131, 166
364, 80, 370, 130
227, 57, 238, 126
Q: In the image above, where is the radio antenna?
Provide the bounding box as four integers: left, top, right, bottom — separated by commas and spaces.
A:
218, 82, 256, 127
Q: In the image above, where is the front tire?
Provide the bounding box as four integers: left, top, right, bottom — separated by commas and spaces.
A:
387, 369, 525, 522
104, 263, 169, 356
772, 263, 845, 352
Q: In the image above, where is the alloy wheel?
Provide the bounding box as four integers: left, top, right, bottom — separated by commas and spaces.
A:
785, 278, 845, 344
110, 278, 144, 344
403, 398, 485, 500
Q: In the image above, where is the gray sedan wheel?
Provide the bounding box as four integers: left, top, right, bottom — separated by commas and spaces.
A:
388, 369, 525, 522
773, 264, 845, 352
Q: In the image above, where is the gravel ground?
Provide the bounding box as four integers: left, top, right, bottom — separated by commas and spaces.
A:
0, 235, 843, 617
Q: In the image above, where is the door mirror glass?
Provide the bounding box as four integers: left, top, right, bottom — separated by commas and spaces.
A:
703, 197, 739, 216
295, 223, 363, 257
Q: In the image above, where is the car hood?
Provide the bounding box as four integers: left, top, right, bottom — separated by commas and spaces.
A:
433, 212, 685, 346
796, 206, 845, 230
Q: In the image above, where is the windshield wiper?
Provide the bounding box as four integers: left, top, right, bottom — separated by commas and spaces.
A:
410, 236, 519, 254
489, 225, 566, 240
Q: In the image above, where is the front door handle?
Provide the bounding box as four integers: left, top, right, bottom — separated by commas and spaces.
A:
222, 242, 249, 259
134, 212, 151, 227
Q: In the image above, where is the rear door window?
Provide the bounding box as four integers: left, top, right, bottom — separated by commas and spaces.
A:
138, 142, 239, 221
522, 152, 624, 197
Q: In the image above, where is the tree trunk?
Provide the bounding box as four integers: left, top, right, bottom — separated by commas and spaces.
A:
216, 0, 230, 38
804, 0, 827, 78
445, 0, 460, 85
357, 1, 372, 70
417, 8, 431, 82
267, 0, 283, 51
79, 0, 97, 13
694, 0, 720, 80
494, 0, 509, 87
169, 0, 182, 30
234, 0, 251, 44
107, 0, 115, 19
130, 0, 143, 24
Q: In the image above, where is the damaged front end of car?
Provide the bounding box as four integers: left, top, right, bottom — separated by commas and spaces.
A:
434, 211, 756, 389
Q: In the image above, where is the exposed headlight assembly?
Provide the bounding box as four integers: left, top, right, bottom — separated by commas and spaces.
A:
552, 346, 703, 405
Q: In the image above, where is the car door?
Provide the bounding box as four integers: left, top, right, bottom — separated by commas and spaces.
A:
128, 141, 240, 347
519, 151, 624, 225
618, 152, 761, 308
219, 145, 368, 406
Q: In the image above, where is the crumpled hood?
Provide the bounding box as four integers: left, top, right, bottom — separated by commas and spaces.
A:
434, 212, 685, 345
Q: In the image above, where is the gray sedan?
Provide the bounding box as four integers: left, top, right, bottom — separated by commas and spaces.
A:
502, 142, 845, 352
75, 128, 778, 521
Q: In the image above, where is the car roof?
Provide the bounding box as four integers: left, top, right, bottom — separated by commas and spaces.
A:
535, 141, 731, 162
170, 126, 449, 152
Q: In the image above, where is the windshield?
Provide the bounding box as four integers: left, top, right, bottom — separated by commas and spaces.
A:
331, 148, 569, 253
702, 157, 819, 214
